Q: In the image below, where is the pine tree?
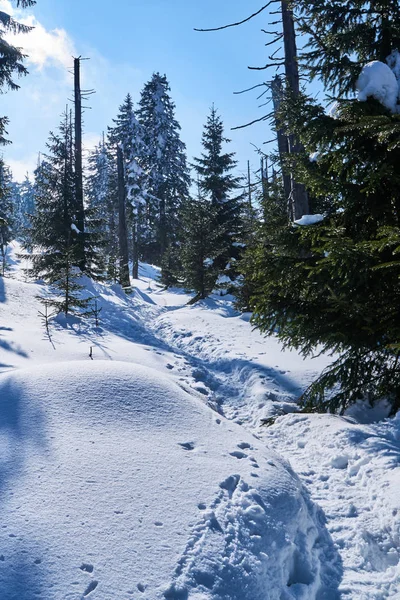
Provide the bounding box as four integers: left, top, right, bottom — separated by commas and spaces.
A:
11, 174, 36, 240
294, 0, 400, 96
0, 0, 36, 145
86, 139, 118, 280
25, 112, 90, 314
0, 159, 13, 275
235, 163, 283, 311
246, 1, 400, 414
180, 197, 222, 301
108, 94, 147, 280
193, 106, 244, 287
137, 73, 190, 267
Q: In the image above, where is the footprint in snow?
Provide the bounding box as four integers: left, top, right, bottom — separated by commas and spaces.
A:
82, 580, 98, 597
229, 450, 248, 459
178, 441, 195, 451
237, 442, 252, 450
80, 563, 94, 573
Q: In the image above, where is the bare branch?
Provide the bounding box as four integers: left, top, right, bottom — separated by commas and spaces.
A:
256, 88, 270, 100
233, 82, 268, 95
231, 114, 271, 130
265, 34, 283, 46
194, 2, 277, 32
248, 61, 285, 70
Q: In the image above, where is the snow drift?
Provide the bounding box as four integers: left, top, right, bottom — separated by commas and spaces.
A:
356, 60, 399, 112
0, 361, 340, 599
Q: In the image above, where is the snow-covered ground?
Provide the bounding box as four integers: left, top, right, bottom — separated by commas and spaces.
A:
0, 242, 399, 599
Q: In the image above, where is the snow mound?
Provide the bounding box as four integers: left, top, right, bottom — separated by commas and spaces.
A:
294, 214, 325, 226
0, 361, 340, 599
356, 61, 399, 112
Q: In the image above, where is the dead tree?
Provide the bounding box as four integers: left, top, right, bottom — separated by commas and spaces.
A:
271, 76, 291, 211
281, 1, 309, 220
195, 1, 309, 221
117, 145, 131, 291
73, 57, 85, 271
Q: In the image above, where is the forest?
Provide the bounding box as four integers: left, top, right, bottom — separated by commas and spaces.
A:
0, 2, 400, 598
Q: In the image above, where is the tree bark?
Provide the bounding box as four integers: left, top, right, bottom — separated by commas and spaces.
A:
74, 58, 86, 270
132, 221, 139, 279
281, 1, 309, 221
117, 146, 131, 290
271, 76, 292, 214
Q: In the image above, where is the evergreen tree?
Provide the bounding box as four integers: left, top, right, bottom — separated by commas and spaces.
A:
11, 174, 36, 239
294, 0, 400, 96
193, 106, 244, 285
246, 1, 400, 414
0, 0, 36, 145
0, 159, 13, 275
180, 197, 222, 301
25, 112, 90, 314
137, 73, 190, 266
108, 94, 147, 279
86, 139, 118, 280
235, 165, 282, 311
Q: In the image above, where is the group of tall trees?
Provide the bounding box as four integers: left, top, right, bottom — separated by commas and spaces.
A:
236, 0, 400, 415
2, 64, 245, 308
83, 77, 244, 299
3, 0, 400, 417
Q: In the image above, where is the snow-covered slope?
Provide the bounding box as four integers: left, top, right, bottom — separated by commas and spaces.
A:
0, 361, 340, 599
0, 243, 399, 599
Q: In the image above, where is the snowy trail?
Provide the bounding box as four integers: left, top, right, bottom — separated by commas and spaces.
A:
132, 272, 400, 599
0, 249, 399, 598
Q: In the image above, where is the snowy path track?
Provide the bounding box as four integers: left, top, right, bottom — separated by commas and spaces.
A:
135, 276, 400, 599
0, 251, 399, 598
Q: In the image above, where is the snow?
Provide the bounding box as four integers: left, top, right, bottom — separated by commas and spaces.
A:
0, 241, 399, 599
386, 49, 400, 86
293, 214, 325, 226
71, 224, 81, 234
356, 61, 399, 112
266, 414, 400, 597
0, 361, 338, 599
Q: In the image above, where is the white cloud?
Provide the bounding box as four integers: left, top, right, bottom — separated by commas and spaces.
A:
17, 17, 76, 71
5, 153, 38, 182
2, 1, 77, 72
0, 0, 13, 14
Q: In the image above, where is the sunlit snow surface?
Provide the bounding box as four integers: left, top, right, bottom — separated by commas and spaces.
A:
0, 242, 399, 598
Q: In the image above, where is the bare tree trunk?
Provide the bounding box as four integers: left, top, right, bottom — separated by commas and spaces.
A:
247, 160, 252, 211
117, 146, 130, 290
271, 76, 292, 215
281, 1, 309, 221
74, 57, 86, 271
132, 221, 139, 279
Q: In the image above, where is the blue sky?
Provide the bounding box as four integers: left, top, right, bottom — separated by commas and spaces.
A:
1, 0, 280, 182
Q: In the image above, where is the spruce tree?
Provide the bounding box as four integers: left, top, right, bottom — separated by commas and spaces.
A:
25, 112, 90, 315
11, 174, 36, 240
193, 106, 244, 286
0, 159, 13, 275
0, 0, 36, 145
108, 94, 147, 280
86, 139, 118, 280
137, 73, 190, 267
180, 197, 222, 301
246, 1, 400, 414
294, 0, 400, 96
